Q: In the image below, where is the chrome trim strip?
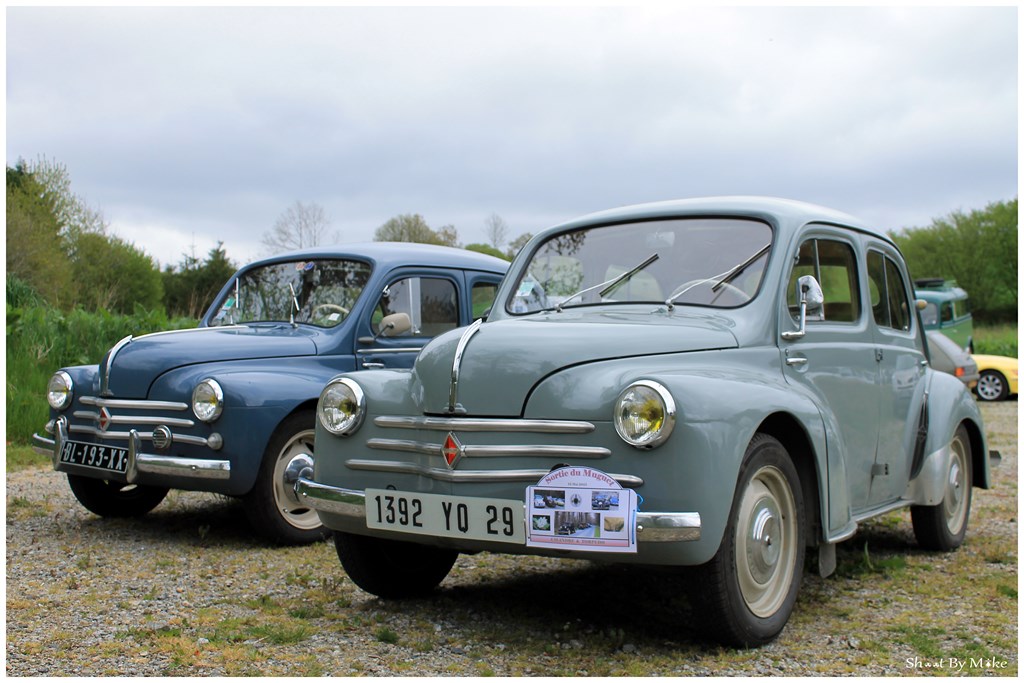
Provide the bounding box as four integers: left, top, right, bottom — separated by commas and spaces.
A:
374, 416, 596, 434
344, 458, 643, 486
67, 425, 210, 447
80, 396, 190, 411
448, 318, 483, 413
99, 335, 133, 397
296, 479, 699, 542
72, 411, 195, 428
32, 432, 55, 457
355, 347, 424, 355
367, 438, 610, 459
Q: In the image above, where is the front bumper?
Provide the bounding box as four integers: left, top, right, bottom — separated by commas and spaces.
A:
295, 477, 701, 543
34, 417, 230, 483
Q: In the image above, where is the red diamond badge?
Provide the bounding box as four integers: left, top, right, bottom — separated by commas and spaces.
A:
442, 432, 462, 469
98, 407, 112, 432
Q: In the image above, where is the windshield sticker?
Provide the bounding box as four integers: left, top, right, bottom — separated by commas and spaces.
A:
526, 467, 637, 553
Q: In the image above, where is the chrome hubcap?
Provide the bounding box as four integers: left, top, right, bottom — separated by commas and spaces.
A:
736, 465, 797, 618
273, 430, 321, 531
943, 437, 969, 534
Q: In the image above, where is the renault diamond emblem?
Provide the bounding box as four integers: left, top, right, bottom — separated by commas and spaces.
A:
442, 432, 463, 469
98, 407, 113, 432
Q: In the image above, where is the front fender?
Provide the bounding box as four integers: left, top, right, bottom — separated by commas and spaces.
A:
150, 357, 358, 494
526, 350, 831, 564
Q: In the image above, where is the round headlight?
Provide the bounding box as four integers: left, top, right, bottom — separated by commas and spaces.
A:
613, 380, 676, 449
47, 371, 74, 410
192, 379, 224, 422
318, 377, 365, 436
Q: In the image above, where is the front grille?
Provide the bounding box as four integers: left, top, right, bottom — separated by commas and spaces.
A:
67, 396, 209, 447
347, 415, 644, 487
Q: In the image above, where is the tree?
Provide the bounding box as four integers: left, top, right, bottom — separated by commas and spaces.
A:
72, 232, 164, 313
6, 163, 73, 306
464, 243, 508, 260
506, 232, 533, 260
485, 213, 509, 250
163, 242, 237, 319
262, 201, 334, 254
374, 214, 460, 246
891, 198, 1017, 322
25, 155, 106, 245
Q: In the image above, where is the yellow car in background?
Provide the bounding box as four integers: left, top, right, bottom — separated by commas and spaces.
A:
972, 354, 1019, 402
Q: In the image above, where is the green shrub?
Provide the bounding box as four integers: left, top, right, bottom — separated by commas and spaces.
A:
974, 324, 1018, 358
6, 301, 195, 445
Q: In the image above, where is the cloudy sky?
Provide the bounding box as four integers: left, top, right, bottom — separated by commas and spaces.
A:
6, 4, 1018, 268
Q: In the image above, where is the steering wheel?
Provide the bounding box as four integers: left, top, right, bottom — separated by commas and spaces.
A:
310, 304, 350, 322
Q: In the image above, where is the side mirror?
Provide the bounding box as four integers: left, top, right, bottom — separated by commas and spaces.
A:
915, 298, 928, 311
375, 312, 412, 339
782, 275, 825, 340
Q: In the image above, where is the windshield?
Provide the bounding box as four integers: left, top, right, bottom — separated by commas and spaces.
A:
208, 259, 372, 328
508, 218, 773, 314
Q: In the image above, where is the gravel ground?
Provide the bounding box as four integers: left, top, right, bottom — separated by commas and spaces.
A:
6, 401, 1017, 676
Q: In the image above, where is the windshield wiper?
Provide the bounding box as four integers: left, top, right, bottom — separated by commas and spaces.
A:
665, 243, 770, 310
288, 283, 301, 326
553, 253, 659, 313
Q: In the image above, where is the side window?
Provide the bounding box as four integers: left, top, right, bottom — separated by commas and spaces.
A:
868, 251, 911, 331
788, 238, 861, 323
372, 277, 458, 337
471, 281, 499, 320
941, 303, 954, 323
921, 302, 938, 326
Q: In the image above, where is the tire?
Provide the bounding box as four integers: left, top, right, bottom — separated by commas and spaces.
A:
67, 474, 168, 518
976, 370, 1009, 402
333, 531, 458, 599
691, 434, 805, 647
911, 424, 972, 551
243, 410, 327, 545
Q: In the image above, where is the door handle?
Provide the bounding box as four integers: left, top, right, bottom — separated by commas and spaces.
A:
786, 357, 808, 367
361, 362, 385, 369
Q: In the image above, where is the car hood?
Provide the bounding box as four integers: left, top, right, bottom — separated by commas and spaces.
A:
412, 309, 738, 416
102, 325, 319, 398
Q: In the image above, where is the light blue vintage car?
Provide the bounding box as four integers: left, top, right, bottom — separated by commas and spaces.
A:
34, 243, 507, 544
296, 198, 992, 645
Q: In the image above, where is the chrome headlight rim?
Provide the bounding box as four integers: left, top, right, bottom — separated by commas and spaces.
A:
192, 378, 224, 423
47, 371, 74, 411
613, 379, 676, 449
318, 377, 366, 436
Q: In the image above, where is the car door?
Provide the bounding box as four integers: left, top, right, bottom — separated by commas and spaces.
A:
866, 246, 928, 505
779, 230, 880, 513
356, 271, 463, 370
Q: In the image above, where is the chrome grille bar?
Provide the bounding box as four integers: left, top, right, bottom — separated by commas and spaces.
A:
367, 438, 610, 459
80, 396, 189, 411
73, 411, 194, 428
375, 416, 595, 433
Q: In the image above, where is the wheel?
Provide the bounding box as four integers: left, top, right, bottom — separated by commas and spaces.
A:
976, 370, 1009, 402
243, 411, 327, 545
691, 434, 805, 647
67, 474, 168, 518
333, 531, 458, 598
912, 425, 972, 551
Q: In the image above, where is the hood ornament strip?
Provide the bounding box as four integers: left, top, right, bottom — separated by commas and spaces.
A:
447, 319, 483, 415
100, 335, 133, 397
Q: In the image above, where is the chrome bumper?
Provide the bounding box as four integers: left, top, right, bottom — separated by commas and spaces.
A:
295, 477, 701, 543
34, 417, 230, 483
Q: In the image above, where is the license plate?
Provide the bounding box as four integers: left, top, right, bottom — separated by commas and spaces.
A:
58, 439, 129, 474
365, 489, 525, 544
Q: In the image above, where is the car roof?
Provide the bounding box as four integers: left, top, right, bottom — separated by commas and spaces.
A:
546, 196, 890, 242
244, 242, 509, 273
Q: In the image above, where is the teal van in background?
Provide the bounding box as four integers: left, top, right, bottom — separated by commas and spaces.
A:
915, 278, 974, 352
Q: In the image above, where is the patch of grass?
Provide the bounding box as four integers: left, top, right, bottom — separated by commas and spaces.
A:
6, 443, 46, 472
889, 625, 946, 659
974, 324, 1018, 357
996, 584, 1017, 599
375, 626, 400, 644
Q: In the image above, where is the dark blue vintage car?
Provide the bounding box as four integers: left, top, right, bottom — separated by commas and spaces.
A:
34, 242, 507, 544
